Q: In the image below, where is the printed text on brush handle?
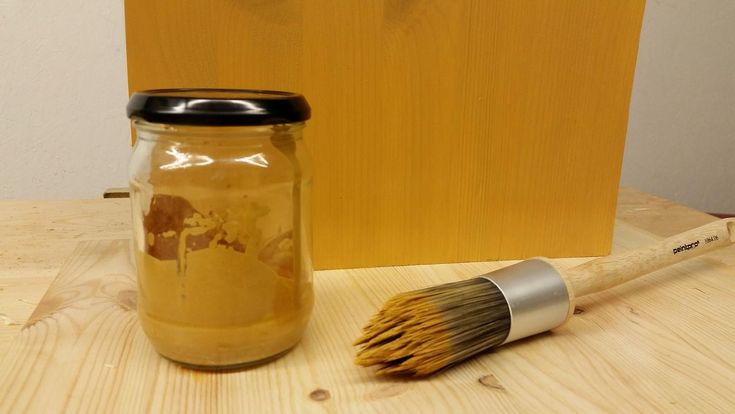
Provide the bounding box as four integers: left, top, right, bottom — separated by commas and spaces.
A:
565, 219, 735, 297
672, 235, 719, 255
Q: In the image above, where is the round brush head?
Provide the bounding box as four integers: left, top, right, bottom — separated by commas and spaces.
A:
354, 259, 571, 376
354, 278, 510, 376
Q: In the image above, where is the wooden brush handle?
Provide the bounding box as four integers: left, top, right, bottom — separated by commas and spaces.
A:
565, 218, 735, 297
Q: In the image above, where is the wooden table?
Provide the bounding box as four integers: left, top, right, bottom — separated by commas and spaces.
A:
1, 188, 733, 412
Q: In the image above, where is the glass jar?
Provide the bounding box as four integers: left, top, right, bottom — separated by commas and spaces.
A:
126, 89, 313, 369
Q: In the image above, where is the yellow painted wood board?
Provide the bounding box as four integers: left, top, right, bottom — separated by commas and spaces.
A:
124, 1, 646, 269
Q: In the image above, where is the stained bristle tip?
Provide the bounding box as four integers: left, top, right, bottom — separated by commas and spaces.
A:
354, 278, 511, 377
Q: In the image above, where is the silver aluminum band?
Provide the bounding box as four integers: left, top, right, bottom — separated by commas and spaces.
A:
480, 259, 571, 344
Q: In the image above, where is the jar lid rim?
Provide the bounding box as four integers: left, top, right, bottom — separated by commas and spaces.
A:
126, 88, 311, 126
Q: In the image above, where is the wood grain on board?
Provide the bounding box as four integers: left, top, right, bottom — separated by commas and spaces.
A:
2, 212, 734, 412
0, 199, 131, 353
125, 0, 646, 269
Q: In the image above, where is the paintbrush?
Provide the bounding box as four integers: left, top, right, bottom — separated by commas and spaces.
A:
354, 218, 735, 376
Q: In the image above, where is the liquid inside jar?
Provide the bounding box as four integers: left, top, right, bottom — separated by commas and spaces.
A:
129, 125, 313, 368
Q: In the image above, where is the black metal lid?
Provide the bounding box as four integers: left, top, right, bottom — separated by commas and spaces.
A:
126, 88, 311, 126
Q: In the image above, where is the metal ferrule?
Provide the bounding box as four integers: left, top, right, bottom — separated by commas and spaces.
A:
480, 259, 571, 344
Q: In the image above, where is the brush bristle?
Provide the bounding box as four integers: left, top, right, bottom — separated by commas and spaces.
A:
354, 278, 511, 376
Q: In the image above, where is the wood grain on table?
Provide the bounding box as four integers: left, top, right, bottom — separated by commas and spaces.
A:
1, 189, 734, 413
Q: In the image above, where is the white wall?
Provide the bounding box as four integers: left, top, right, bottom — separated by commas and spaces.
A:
0, 1, 733, 213
0, 0, 130, 199
622, 0, 735, 214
